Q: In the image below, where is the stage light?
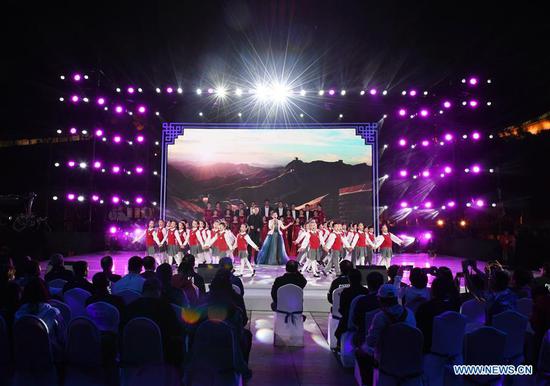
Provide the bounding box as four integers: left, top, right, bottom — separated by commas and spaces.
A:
111, 196, 120, 204
109, 226, 117, 234
487, 101, 492, 106
155, 112, 160, 116
155, 87, 161, 93
466, 203, 472, 207
440, 173, 445, 178
128, 112, 133, 116
154, 141, 159, 146
198, 112, 203, 117
214, 87, 227, 98
439, 110, 444, 114
54, 162, 60, 167
71, 95, 79, 103
383, 114, 388, 119
137, 105, 146, 114
67, 160, 76, 168
338, 114, 343, 119
444, 166, 452, 174
424, 201, 433, 208
238, 112, 242, 117
207, 88, 214, 94
464, 168, 470, 173
67, 193, 75, 201
102, 138, 107, 142
422, 170, 430, 177
299, 113, 304, 118
73, 73, 81, 81
195, 88, 202, 95
96, 97, 106, 106
472, 132, 481, 140
382, 90, 388, 95
77, 195, 84, 202
138, 87, 143, 93
462, 134, 468, 139
412, 175, 417, 179
135, 196, 144, 204
52, 195, 58, 201
468, 77, 478, 85
135, 166, 144, 174
489, 168, 494, 173
153, 171, 158, 176
56, 129, 62, 134
60, 75, 65, 80
115, 105, 124, 114
447, 201, 456, 208
487, 79, 492, 83
469, 100, 478, 108
359, 90, 365, 96
399, 169, 408, 177
476, 199, 484, 207
401, 90, 407, 95
82, 97, 89, 103
127, 87, 135, 94
340, 90, 346, 96
398, 138, 407, 146
459, 220, 467, 227
421, 140, 429, 147
59, 97, 64, 102
113, 135, 122, 143
136, 135, 144, 143
91, 195, 99, 202
235, 88, 243, 96
398, 108, 406, 117
409, 90, 417, 97
423, 232, 432, 240
492, 203, 497, 207
411, 144, 416, 149
318, 90, 325, 96
81, 129, 89, 135
166, 87, 173, 93
400, 201, 408, 208
369, 88, 377, 95
419, 109, 429, 117
152, 202, 157, 206
423, 91, 428, 95
444, 133, 453, 142
443, 101, 452, 109
328, 89, 335, 96
79, 162, 87, 169
112, 165, 121, 174
93, 161, 101, 169
116, 88, 121, 93
472, 165, 481, 173
436, 219, 445, 227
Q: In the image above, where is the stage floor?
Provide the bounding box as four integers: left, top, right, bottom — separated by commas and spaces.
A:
48, 251, 478, 311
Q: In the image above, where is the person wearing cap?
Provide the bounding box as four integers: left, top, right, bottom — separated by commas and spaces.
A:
44, 253, 74, 283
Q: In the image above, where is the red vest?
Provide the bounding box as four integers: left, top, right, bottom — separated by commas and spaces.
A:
216, 231, 228, 251
381, 233, 393, 249
145, 228, 155, 246
236, 233, 248, 251
188, 229, 199, 246
332, 233, 343, 250
356, 232, 367, 247
156, 228, 165, 242
368, 232, 375, 242
309, 232, 321, 249
167, 229, 177, 245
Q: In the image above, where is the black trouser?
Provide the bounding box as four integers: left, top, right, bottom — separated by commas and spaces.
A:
248, 231, 260, 264
355, 349, 376, 386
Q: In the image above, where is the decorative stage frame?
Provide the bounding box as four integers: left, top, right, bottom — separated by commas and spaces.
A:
160, 122, 380, 230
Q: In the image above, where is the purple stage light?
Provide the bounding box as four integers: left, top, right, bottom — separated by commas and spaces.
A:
71, 95, 79, 103
424, 201, 433, 209
328, 89, 335, 96
97, 97, 105, 106
422, 170, 430, 177
443, 101, 452, 109
91, 194, 99, 202
69, 127, 77, 135
111, 196, 120, 204
447, 201, 456, 208
468, 77, 478, 85
135, 166, 144, 174
93, 161, 102, 169
112, 165, 121, 174
398, 108, 407, 117
469, 100, 478, 108
472, 165, 481, 173
135, 196, 144, 204
421, 140, 429, 147
409, 90, 417, 96
444, 166, 452, 174
137, 105, 146, 114
420, 109, 429, 117
73, 74, 81, 81
115, 105, 124, 114
423, 232, 432, 240
95, 129, 104, 137
369, 88, 377, 95
67, 193, 75, 201
109, 226, 117, 234
136, 135, 144, 143
472, 132, 481, 140
476, 199, 484, 207
67, 160, 75, 168
400, 201, 408, 208
166, 87, 173, 93
113, 135, 122, 143
444, 133, 453, 142
398, 138, 407, 146
399, 169, 408, 177
127, 87, 135, 94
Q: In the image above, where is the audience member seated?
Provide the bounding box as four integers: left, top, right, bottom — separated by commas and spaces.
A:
85, 273, 126, 315
196, 269, 252, 377
533, 262, 550, 289
400, 267, 430, 312
97, 255, 122, 283
531, 285, 550, 367
112, 256, 145, 294
435, 266, 461, 305
62, 260, 94, 293
486, 269, 517, 323
219, 257, 245, 296
0, 258, 21, 336
352, 271, 385, 347
15, 277, 66, 353
44, 253, 74, 282
172, 254, 206, 296
327, 260, 352, 304
122, 278, 183, 366
156, 263, 186, 306
335, 268, 370, 345
16, 259, 42, 288
387, 264, 408, 288
511, 268, 533, 298
270, 260, 307, 311
415, 277, 460, 352
140, 256, 157, 280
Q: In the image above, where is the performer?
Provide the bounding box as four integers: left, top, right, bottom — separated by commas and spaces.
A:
299, 221, 325, 277
375, 224, 404, 267
154, 219, 168, 264
199, 221, 212, 264
177, 221, 187, 257
230, 215, 240, 235
350, 223, 376, 267
289, 203, 298, 220
289, 218, 302, 257
296, 222, 310, 265
133, 220, 157, 257
260, 217, 269, 243
224, 209, 232, 225
262, 199, 272, 218
166, 220, 183, 266
246, 206, 262, 265
204, 202, 213, 223
232, 224, 260, 277
184, 220, 204, 258
283, 213, 293, 254
207, 221, 235, 263
256, 212, 291, 265
323, 223, 352, 275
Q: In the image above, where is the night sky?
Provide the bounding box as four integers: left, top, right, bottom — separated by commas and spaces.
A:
2, 0, 549, 139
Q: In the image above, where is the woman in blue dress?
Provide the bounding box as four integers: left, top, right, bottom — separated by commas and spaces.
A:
256, 212, 292, 265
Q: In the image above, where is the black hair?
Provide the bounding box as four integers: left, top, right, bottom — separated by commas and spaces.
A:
410, 267, 428, 289
73, 261, 88, 278
491, 270, 510, 292
366, 271, 384, 292
128, 256, 143, 274
348, 268, 362, 286
339, 260, 353, 276
142, 256, 156, 271
286, 260, 299, 273
101, 256, 113, 271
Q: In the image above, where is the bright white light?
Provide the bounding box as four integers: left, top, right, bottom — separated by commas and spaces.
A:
79, 162, 87, 169
56, 129, 62, 134
177, 87, 183, 94
198, 112, 203, 116
338, 113, 343, 119
155, 88, 161, 93
401, 90, 407, 95
340, 90, 346, 96
82, 97, 89, 103
116, 88, 121, 93
382, 90, 388, 95
214, 87, 227, 98
59, 97, 64, 102
155, 111, 160, 116
138, 88, 143, 92
81, 130, 88, 135
52, 195, 58, 200
487, 101, 492, 106
270, 82, 290, 104
54, 162, 60, 167
235, 88, 243, 96
196, 88, 202, 95
318, 90, 325, 96
360, 90, 365, 96
238, 112, 242, 117
77, 195, 85, 202
60, 75, 65, 80
299, 113, 304, 118
153, 171, 158, 175
300, 89, 306, 96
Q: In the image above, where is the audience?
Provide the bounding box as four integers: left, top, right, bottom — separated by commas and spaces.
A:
141, 256, 157, 280
112, 256, 145, 294
533, 262, 550, 289
62, 260, 94, 293
16, 259, 42, 288
97, 255, 122, 283
156, 263, 187, 306
486, 269, 517, 323
172, 254, 206, 296
219, 257, 245, 295
44, 253, 74, 282
511, 267, 534, 298
351, 271, 384, 347
400, 267, 430, 312
327, 260, 352, 304
123, 278, 183, 365
0, 258, 21, 335
270, 260, 307, 311
85, 272, 126, 315
335, 268, 369, 344
387, 264, 408, 288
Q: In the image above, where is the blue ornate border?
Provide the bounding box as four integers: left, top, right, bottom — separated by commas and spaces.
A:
160, 122, 380, 230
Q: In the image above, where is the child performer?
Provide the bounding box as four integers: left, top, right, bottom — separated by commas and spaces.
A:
177, 221, 187, 258
296, 222, 311, 266
154, 219, 168, 264
196, 221, 207, 264
375, 224, 404, 267
184, 220, 204, 258
207, 222, 235, 263
166, 220, 182, 266
232, 224, 260, 277
201, 221, 213, 264
133, 220, 157, 257
298, 221, 325, 277
323, 223, 352, 275
350, 223, 376, 267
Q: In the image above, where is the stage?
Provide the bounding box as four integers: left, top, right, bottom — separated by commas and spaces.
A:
46, 251, 480, 312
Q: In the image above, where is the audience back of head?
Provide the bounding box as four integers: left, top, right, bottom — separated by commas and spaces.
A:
366, 271, 384, 293
143, 256, 156, 271
101, 255, 114, 272
73, 261, 88, 278
410, 268, 428, 289
348, 268, 362, 287
339, 260, 352, 277
286, 260, 299, 273
128, 256, 143, 274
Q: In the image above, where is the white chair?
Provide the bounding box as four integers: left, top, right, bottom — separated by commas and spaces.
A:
48, 299, 72, 326
376, 323, 424, 386
121, 317, 179, 386
340, 295, 367, 368
273, 284, 304, 347
460, 298, 486, 332
492, 310, 528, 364
47, 279, 67, 297
86, 302, 120, 333
537, 329, 550, 385
328, 286, 347, 349
185, 320, 244, 386
424, 311, 467, 386
64, 317, 103, 386
63, 288, 91, 319
12, 316, 57, 386
516, 297, 533, 318
462, 326, 506, 386
232, 284, 242, 296
117, 289, 141, 305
